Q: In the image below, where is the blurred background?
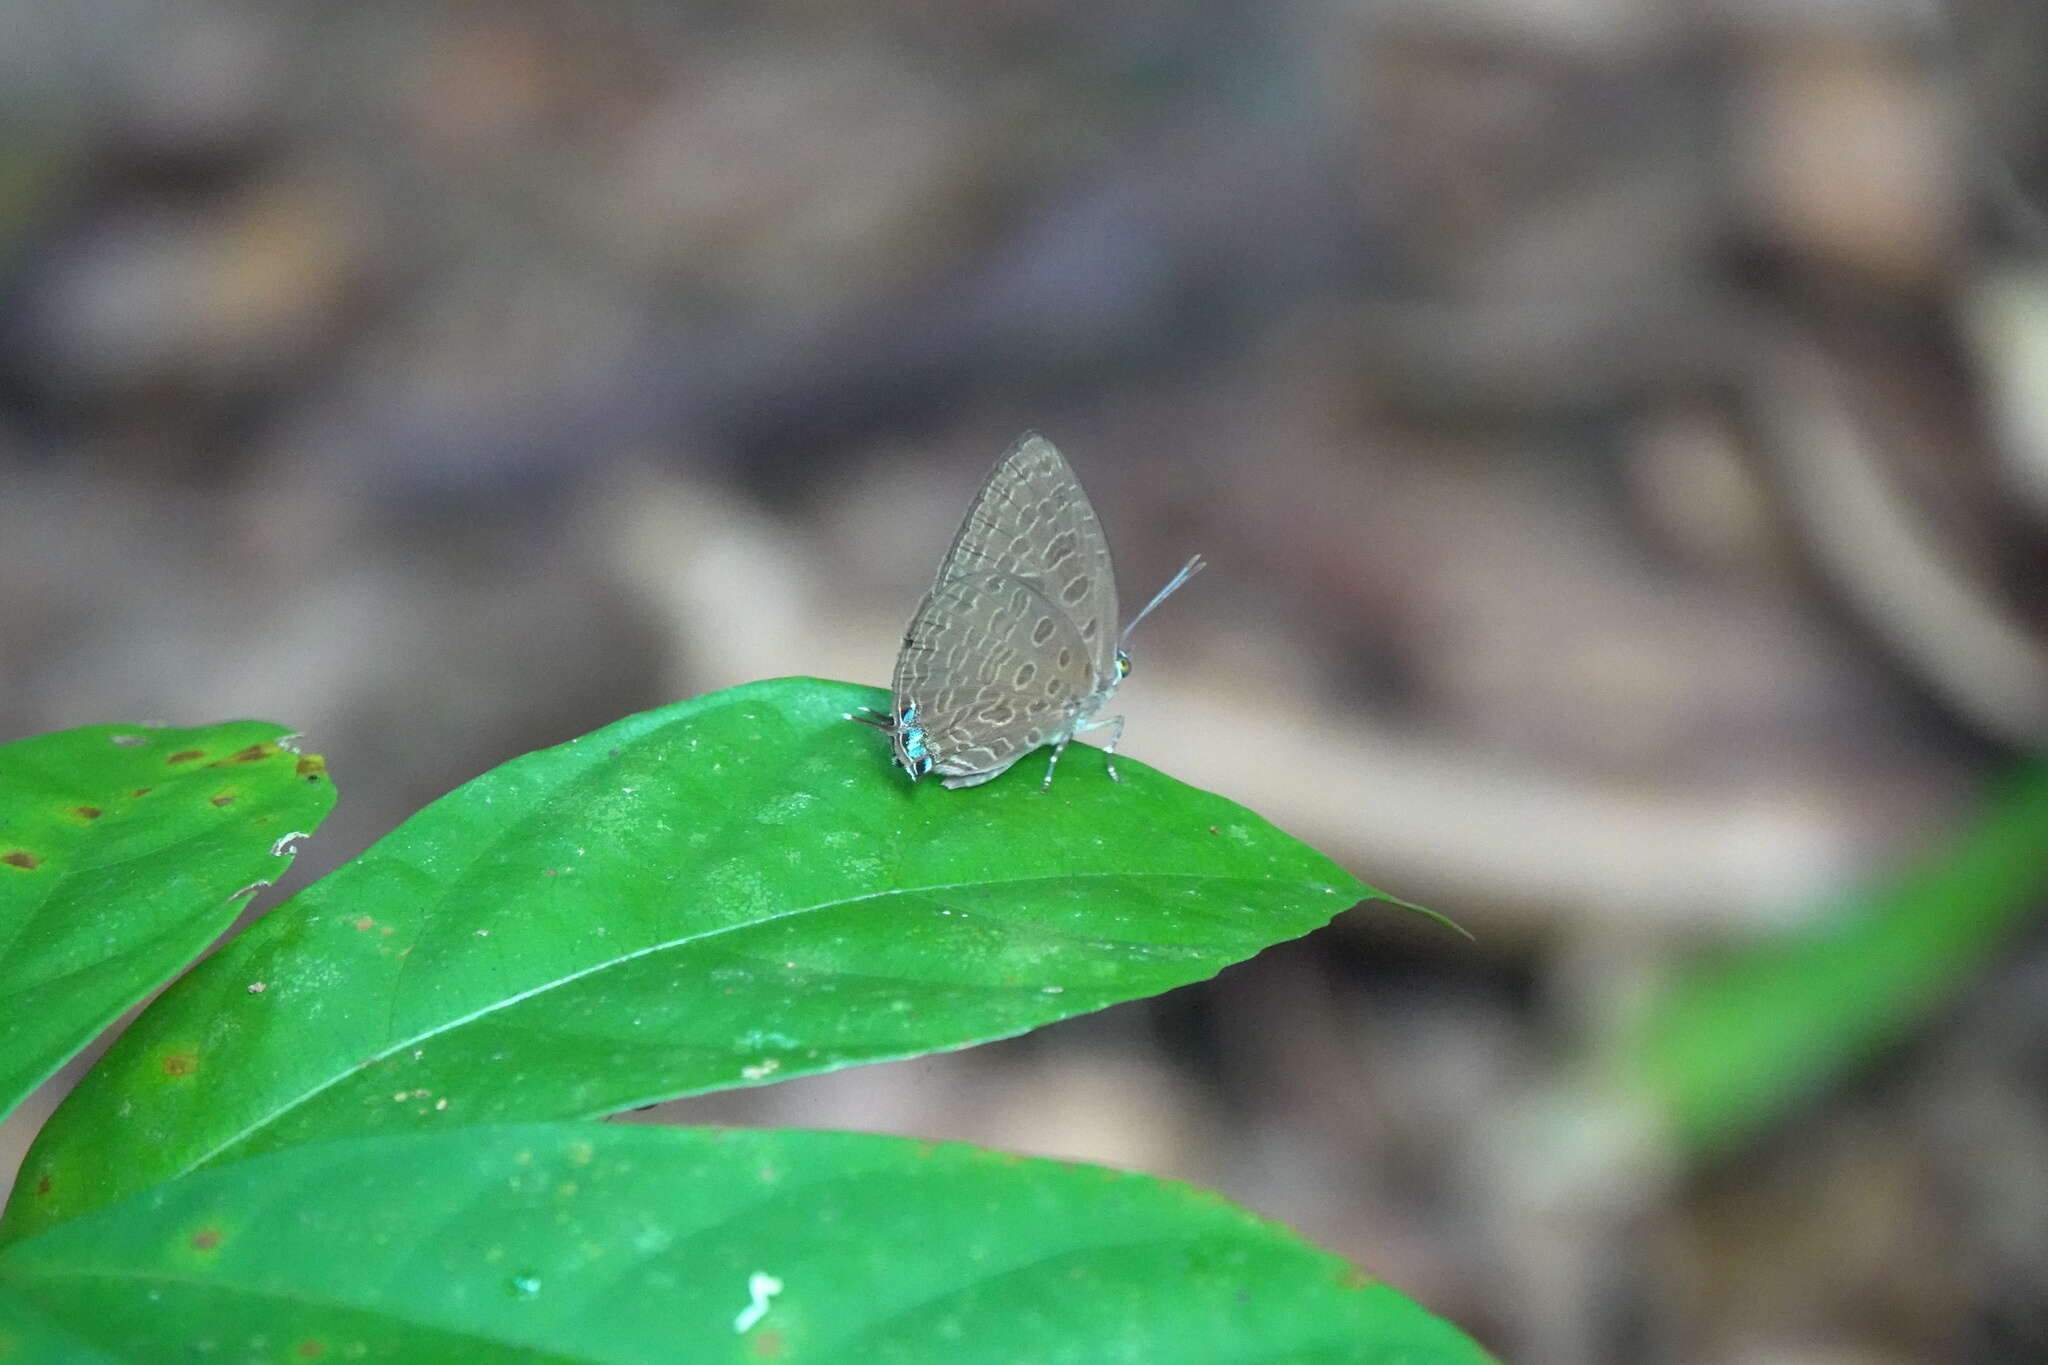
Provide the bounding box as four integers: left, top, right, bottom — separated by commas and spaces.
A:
3, 2, 2047, 1361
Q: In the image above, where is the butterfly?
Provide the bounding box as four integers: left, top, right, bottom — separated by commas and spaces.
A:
853, 433, 1203, 789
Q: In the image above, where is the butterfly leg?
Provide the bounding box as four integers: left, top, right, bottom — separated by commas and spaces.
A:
1039, 735, 1073, 791
1074, 714, 1126, 782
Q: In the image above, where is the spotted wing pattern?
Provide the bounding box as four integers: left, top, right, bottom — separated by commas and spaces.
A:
932, 434, 1121, 687
893, 570, 1101, 787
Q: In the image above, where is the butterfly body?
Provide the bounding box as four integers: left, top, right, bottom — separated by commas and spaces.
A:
854, 434, 1202, 790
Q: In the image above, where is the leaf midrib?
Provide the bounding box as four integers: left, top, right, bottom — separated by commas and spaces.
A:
186, 869, 1346, 1177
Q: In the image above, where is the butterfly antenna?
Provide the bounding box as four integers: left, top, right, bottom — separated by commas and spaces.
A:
1121, 554, 1206, 642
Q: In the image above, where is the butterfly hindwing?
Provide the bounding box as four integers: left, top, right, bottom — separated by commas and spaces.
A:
894, 570, 1099, 786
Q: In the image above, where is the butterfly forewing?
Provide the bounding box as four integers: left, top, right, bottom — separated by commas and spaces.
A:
895, 570, 1099, 786
934, 434, 1121, 687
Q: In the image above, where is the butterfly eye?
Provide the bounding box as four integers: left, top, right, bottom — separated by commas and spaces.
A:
1115, 650, 1132, 679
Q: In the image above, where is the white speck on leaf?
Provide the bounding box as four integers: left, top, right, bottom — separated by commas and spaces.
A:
269, 831, 310, 857
733, 1272, 784, 1333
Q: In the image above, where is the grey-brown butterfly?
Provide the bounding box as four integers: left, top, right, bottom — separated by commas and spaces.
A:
853, 433, 1204, 789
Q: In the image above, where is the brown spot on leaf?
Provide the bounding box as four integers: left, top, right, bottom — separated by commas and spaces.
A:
296, 756, 327, 781
161, 1051, 199, 1078
190, 1228, 221, 1252
295, 1341, 327, 1358
353, 916, 375, 932
1, 851, 40, 870
210, 793, 236, 807
33, 1175, 50, 1197
221, 744, 271, 765
73, 806, 103, 820
166, 750, 205, 765
748, 1329, 785, 1360
131, 787, 153, 799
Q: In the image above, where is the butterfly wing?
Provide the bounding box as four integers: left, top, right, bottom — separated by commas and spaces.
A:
934, 434, 1121, 688
893, 570, 1100, 787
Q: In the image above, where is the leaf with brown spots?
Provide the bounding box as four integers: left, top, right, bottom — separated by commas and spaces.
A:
2, 679, 1431, 1250
0, 720, 335, 1130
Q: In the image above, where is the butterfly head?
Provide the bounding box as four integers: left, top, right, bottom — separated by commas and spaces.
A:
1114, 649, 1132, 681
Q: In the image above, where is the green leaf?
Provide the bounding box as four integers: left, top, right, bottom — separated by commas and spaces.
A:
0, 1124, 1497, 1363
1620, 761, 2048, 1156
0, 721, 334, 1124
5, 678, 1398, 1241
0, 1302, 121, 1365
